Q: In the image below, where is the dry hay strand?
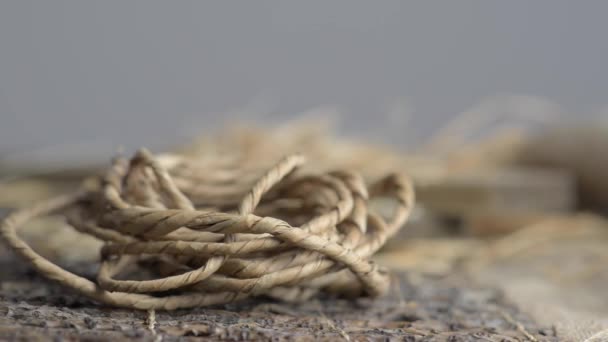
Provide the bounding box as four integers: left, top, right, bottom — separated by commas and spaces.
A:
0, 149, 414, 310
177, 121, 445, 184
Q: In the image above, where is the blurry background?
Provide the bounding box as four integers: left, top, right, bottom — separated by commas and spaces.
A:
1, 1, 607, 163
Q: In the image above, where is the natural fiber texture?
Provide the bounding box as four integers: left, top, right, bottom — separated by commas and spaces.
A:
1, 149, 414, 310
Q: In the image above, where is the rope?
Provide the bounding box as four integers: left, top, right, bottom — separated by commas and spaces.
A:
0, 149, 414, 310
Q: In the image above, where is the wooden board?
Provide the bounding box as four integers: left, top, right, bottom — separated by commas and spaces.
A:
416, 167, 576, 216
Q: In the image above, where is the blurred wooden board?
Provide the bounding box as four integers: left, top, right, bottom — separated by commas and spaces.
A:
417, 167, 575, 216
414, 167, 576, 236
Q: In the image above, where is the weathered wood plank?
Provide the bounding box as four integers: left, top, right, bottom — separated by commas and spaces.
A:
417, 167, 576, 216
0, 246, 558, 341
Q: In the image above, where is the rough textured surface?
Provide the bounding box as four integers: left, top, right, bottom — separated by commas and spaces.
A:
0, 245, 558, 342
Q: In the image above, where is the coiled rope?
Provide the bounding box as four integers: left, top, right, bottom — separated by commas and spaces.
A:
0, 149, 414, 310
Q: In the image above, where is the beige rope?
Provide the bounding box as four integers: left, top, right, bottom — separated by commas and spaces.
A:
0, 149, 414, 310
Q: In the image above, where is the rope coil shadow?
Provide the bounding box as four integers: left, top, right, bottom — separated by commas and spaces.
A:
1, 149, 414, 310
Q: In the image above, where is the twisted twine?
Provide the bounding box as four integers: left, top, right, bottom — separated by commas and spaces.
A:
1, 149, 414, 310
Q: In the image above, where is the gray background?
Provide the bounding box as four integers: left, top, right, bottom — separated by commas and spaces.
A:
1, 1, 607, 163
